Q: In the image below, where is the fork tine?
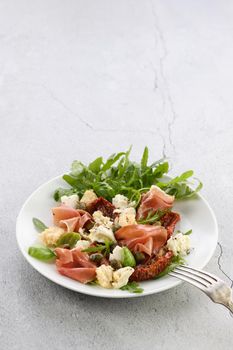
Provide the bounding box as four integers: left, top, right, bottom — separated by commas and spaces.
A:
175, 266, 213, 285
169, 271, 208, 290
180, 265, 218, 282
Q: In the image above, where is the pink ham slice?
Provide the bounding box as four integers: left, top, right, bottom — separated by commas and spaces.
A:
52, 206, 93, 232
136, 186, 174, 220
55, 247, 96, 283
58, 267, 96, 284
52, 206, 79, 225
115, 224, 168, 256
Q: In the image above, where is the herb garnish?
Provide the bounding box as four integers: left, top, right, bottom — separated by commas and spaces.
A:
138, 209, 170, 225
28, 246, 56, 261
54, 147, 202, 203
82, 240, 112, 256
120, 281, 143, 294
56, 232, 81, 249
32, 218, 48, 232
176, 229, 193, 236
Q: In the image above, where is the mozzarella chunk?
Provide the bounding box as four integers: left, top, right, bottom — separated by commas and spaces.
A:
89, 225, 116, 243
61, 194, 79, 208
116, 207, 137, 227
109, 245, 124, 262
112, 194, 129, 209
75, 240, 91, 250
96, 265, 113, 288
112, 194, 135, 210
167, 232, 191, 256
112, 267, 134, 289
80, 190, 97, 205
39, 227, 64, 246
93, 210, 113, 228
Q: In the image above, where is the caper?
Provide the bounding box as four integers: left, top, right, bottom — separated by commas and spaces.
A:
110, 242, 118, 252
110, 259, 122, 270
85, 221, 95, 230
134, 252, 146, 263
89, 253, 103, 263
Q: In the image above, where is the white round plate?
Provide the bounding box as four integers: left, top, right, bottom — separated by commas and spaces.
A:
16, 176, 218, 298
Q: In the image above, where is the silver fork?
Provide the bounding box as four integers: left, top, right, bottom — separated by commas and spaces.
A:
169, 265, 233, 312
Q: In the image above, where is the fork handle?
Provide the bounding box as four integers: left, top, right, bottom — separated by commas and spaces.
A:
225, 299, 233, 313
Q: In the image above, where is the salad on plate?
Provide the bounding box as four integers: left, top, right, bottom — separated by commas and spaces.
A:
28, 147, 202, 293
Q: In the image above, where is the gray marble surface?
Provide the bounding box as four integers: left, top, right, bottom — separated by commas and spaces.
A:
1, 0, 233, 349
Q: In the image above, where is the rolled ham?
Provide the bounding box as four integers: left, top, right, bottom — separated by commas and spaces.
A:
136, 185, 174, 221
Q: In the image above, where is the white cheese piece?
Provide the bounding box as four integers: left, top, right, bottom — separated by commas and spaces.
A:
92, 210, 113, 228
112, 267, 134, 289
116, 207, 137, 227
112, 194, 129, 209
80, 190, 97, 205
167, 232, 191, 256
39, 227, 65, 246
96, 265, 114, 289
75, 240, 91, 250
109, 245, 124, 262
61, 194, 80, 208
89, 225, 116, 243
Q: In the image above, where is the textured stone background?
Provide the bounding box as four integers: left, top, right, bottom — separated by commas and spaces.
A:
1, 1, 233, 349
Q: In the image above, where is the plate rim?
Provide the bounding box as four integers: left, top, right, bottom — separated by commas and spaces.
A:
16, 175, 218, 298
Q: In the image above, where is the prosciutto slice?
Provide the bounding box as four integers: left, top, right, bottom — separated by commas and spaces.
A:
136, 186, 174, 220
55, 247, 96, 283
52, 206, 93, 232
52, 206, 79, 225
115, 224, 168, 256
58, 267, 96, 284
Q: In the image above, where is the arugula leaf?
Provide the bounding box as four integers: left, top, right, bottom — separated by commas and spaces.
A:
102, 152, 125, 172
71, 161, 85, 176
154, 255, 186, 279
82, 241, 113, 255
141, 146, 149, 168
56, 232, 81, 248
138, 209, 169, 225
53, 188, 77, 201
120, 281, 143, 294
88, 157, 103, 173
32, 218, 48, 232
54, 147, 202, 202
177, 229, 192, 236
28, 246, 56, 261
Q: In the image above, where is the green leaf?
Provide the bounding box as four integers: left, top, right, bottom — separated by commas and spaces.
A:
28, 246, 56, 261
62, 174, 78, 187
71, 160, 85, 176
101, 152, 125, 172
32, 218, 48, 232
82, 245, 106, 253
138, 209, 169, 225
54, 146, 202, 202
53, 188, 77, 201
183, 229, 192, 235
120, 281, 143, 293
88, 157, 103, 173
152, 162, 169, 178
56, 232, 81, 248
154, 255, 186, 279
141, 146, 149, 168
